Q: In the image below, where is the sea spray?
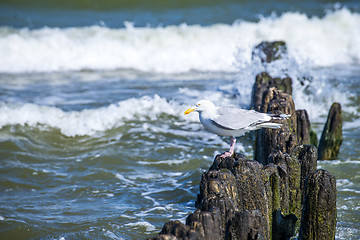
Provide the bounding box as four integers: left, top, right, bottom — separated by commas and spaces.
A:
0, 8, 359, 73
0, 95, 188, 137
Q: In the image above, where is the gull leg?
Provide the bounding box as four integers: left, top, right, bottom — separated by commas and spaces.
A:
229, 136, 236, 155
220, 136, 236, 158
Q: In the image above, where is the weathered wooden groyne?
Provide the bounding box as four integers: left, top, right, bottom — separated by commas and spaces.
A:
148, 41, 340, 240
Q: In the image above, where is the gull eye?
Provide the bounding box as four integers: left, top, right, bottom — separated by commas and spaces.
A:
197, 104, 201, 106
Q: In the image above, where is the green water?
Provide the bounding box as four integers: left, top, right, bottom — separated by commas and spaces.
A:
0, 1, 359, 239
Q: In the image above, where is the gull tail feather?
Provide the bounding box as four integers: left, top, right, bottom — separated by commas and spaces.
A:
259, 113, 290, 129
268, 113, 291, 119
257, 122, 282, 129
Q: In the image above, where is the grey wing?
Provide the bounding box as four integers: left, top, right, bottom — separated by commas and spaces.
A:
213, 107, 270, 130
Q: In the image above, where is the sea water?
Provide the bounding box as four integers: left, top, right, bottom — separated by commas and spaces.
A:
0, 1, 359, 239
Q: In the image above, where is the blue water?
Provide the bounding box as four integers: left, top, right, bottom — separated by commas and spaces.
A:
0, 1, 360, 239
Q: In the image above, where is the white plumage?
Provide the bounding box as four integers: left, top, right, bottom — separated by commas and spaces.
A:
184, 99, 289, 157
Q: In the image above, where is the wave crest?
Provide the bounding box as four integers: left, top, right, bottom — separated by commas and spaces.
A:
0, 8, 359, 73
0, 95, 182, 137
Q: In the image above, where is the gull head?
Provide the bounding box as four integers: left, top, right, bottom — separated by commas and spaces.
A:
184, 99, 216, 115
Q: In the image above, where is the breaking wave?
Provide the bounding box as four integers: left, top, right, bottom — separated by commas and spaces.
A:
0, 8, 359, 73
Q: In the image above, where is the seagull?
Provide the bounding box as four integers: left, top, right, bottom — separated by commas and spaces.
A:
184, 99, 289, 157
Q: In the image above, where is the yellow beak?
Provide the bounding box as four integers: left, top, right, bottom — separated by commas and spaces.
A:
184, 107, 196, 115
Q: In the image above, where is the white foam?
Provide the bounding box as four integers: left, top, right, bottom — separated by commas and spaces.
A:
138, 159, 189, 165
252, 8, 360, 67
136, 206, 167, 217
114, 173, 136, 185
129, 172, 162, 180
0, 23, 237, 73
292, 78, 353, 121
236, 49, 357, 122
318, 159, 360, 166
0, 95, 186, 137
101, 229, 119, 239
337, 179, 354, 188
344, 117, 360, 130
341, 189, 360, 194
120, 214, 136, 220
105, 193, 115, 197
0, 8, 359, 73
124, 221, 156, 232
